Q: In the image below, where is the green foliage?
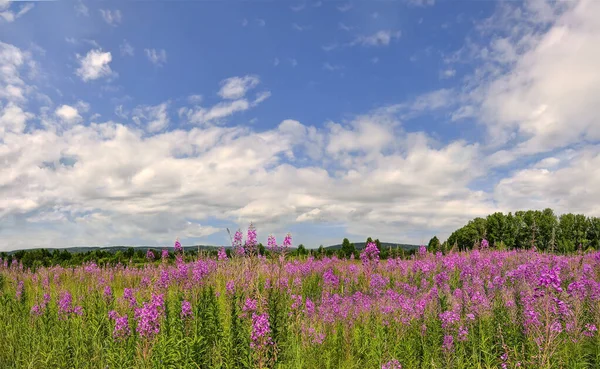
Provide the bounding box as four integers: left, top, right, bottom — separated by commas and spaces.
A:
447, 208, 600, 253
427, 236, 441, 253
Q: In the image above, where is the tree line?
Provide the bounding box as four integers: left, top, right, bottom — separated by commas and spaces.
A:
429, 208, 600, 253
2, 237, 421, 270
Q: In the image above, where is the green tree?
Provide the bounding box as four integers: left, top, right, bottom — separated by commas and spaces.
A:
341, 238, 355, 258
427, 236, 441, 253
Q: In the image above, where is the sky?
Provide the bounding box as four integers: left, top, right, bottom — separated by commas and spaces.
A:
0, 0, 599, 251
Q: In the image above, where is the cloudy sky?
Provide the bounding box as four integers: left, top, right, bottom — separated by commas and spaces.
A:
0, 0, 599, 251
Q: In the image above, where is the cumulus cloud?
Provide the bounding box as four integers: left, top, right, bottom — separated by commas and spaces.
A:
446, 0, 600, 159
145, 48, 167, 66
132, 102, 170, 132
55, 104, 82, 124
219, 75, 260, 100
0, 102, 32, 134
2, 0, 600, 249
75, 49, 114, 82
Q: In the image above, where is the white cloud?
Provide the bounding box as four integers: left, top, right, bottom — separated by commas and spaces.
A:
242, 18, 248, 27
352, 30, 401, 47
273, 58, 280, 66
182, 100, 251, 126
292, 23, 311, 32
0, 102, 32, 134
218, 75, 260, 99
338, 22, 352, 32
440, 0, 600, 161
74, 0, 88, 16
3, 1, 600, 248
75, 49, 114, 82
187, 94, 203, 104
55, 104, 82, 124
179, 77, 269, 126
99, 9, 122, 26
256, 19, 266, 27
323, 63, 343, 72
0, 1, 34, 22
440, 68, 456, 79
145, 48, 167, 66
120, 40, 134, 56
132, 102, 170, 132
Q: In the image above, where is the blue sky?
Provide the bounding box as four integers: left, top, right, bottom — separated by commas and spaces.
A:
1, 0, 599, 250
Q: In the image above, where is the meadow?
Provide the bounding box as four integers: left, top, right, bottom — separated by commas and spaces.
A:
1, 230, 600, 368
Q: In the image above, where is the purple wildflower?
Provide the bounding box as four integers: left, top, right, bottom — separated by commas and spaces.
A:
174, 239, 183, 253
146, 249, 155, 261
226, 280, 235, 295
442, 335, 454, 353
360, 242, 380, 268
181, 300, 192, 319
245, 223, 257, 255
382, 359, 402, 369
250, 313, 273, 349
218, 247, 228, 261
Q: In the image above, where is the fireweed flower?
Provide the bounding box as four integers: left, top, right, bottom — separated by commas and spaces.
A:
360, 242, 380, 268
217, 247, 228, 261
323, 269, 340, 288
108, 311, 131, 341
442, 335, 455, 353
123, 288, 137, 308
305, 298, 315, 316
225, 280, 235, 295
161, 249, 169, 261
134, 293, 165, 340
103, 285, 113, 302
233, 230, 245, 256
267, 234, 278, 253
250, 313, 273, 349
174, 239, 183, 253
16, 280, 24, 301
283, 233, 292, 251
584, 324, 598, 337
382, 359, 402, 369
480, 239, 490, 250
181, 300, 192, 319
58, 291, 83, 318
242, 298, 258, 317
146, 249, 155, 262
245, 223, 257, 255
458, 326, 469, 341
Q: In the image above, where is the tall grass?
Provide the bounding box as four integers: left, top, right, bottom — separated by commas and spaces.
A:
1, 245, 600, 368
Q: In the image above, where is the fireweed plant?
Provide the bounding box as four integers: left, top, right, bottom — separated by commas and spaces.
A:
1, 228, 600, 368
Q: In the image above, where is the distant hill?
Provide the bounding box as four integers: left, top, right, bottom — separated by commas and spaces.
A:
324, 242, 420, 251
7, 242, 419, 255
7, 245, 224, 255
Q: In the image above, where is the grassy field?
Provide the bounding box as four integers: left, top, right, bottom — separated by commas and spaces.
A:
1, 242, 600, 368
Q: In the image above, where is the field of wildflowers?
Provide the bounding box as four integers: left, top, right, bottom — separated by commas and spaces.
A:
2, 228, 600, 368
